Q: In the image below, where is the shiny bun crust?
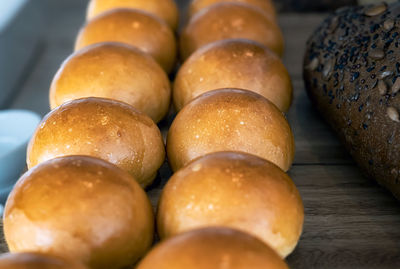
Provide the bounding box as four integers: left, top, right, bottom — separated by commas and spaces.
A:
4, 156, 154, 269
180, 3, 283, 60
167, 89, 295, 172
157, 152, 303, 258
27, 97, 165, 188
75, 8, 177, 73
174, 39, 292, 112
87, 0, 179, 30
50, 42, 171, 123
137, 227, 288, 269
188, 0, 276, 20
0, 253, 87, 269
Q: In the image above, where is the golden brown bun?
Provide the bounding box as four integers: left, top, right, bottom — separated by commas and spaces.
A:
167, 89, 295, 172
188, 0, 276, 20
75, 9, 177, 73
174, 39, 292, 112
87, 0, 179, 30
50, 42, 171, 123
27, 97, 165, 188
4, 156, 154, 269
137, 227, 289, 269
0, 253, 88, 269
157, 152, 304, 258
180, 3, 284, 60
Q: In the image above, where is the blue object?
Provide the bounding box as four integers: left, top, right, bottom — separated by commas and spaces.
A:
0, 0, 43, 108
0, 109, 41, 203
0, 0, 28, 33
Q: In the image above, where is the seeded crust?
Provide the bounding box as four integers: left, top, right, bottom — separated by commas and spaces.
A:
304, 3, 400, 199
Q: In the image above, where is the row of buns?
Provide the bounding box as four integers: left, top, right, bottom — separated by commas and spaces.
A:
159, 3, 303, 268
1, 0, 304, 268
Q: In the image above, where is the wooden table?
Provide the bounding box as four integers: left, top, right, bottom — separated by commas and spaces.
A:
4, 1, 400, 268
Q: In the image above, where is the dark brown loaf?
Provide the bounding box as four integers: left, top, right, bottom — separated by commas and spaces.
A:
303, 3, 400, 199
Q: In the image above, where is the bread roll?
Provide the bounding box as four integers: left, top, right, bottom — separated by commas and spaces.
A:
137, 227, 289, 269
4, 156, 154, 269
0, 253, 87, 269
167, 89, 294, 172
303, 3, 400, 199
87, 0, 179, 30
75, 9, 176, 73
27, 97, 165, 188
174, 39, 292, 112
157, 152, 304, 258
188, 0, 276, 20
50, 42, 171, 123
180, 3, 284, 60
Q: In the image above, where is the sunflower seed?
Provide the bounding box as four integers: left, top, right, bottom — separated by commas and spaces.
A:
365, 3, 387, 17
369, 48, 385, 60
384, 19, 395, 31
307, 57, 319, 71
392, 77, 400, 94
378, 80, 388, 95
387, 107, 400, 122
322, 59, 334, 80
379, 70, 393, 79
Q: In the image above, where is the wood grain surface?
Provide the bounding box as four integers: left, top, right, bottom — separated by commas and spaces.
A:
4, 1, 400, 268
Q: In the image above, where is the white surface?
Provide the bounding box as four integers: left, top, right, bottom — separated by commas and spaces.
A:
0, 0, 27, 33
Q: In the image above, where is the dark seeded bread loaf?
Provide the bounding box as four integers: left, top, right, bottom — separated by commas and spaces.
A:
303, 3, 400, 199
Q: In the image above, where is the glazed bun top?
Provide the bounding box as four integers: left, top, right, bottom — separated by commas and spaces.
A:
50, 42, 171, 123
174, 39, 292, 112
0, 253, 87, 269
180, 3, 283, 60
75, 8, 177, 73
157, 151, 304, 258
167, 89, 295, 172
4, 156, 154, 269
137, 227, 289, 269
188, 0, 276, 20
27, 97, 165, 188
87, 0, 179, 30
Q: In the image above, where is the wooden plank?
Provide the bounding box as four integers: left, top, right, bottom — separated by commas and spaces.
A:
148, 164, 400, 269
279, 13, 326, 79
287, 165, 400, 268
5, 1, 400, 268
2, 164, 400, 268
149, 164, 400, 268
289, 78, 353, 164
